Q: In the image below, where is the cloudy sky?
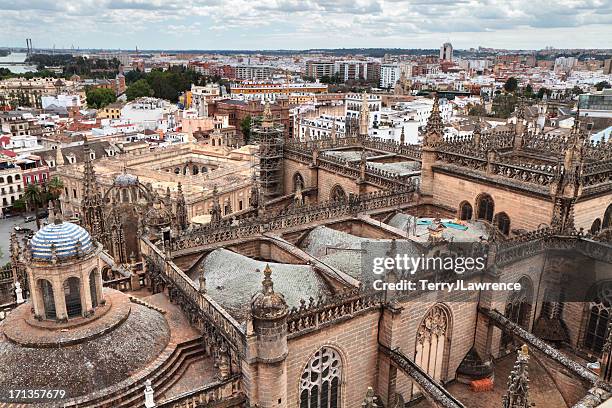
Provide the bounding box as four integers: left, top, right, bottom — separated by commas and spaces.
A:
1, 0, 611, 50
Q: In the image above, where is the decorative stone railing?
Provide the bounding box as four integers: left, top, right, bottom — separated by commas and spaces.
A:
142, 239, 246, 356
171, 187, 417, 252
156, 375, 244, 408
494, 228, 612, 267
284, 136, 422, 161
490, 161, 557, 186
286, 288, 383, 336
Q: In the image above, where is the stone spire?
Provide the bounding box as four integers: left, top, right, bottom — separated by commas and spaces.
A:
473, 118, 482, 148
175, 182, 188, 231
249, 172, 260, 210
502, 345, 530, 408
400, 126, 405, 145
81, 138, 105, 241
55, 143, 64, 166
262, 100, 273, 128
423, 93, 444, 147
209, 185, 222, 225
359, 91, 370, 138
330, 118, 337, 142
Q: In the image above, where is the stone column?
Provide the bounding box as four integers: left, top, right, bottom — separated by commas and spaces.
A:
52, 278, 68, 321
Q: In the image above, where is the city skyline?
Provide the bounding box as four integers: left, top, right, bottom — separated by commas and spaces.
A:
0, 0, 611, 51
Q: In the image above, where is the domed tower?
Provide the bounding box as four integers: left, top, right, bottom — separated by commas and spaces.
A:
246, 265, 289, 406
27, 216, 103, 322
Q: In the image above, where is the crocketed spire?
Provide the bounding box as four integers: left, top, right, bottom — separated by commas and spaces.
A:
502, 345, 530, 408
423, 93, 444, 147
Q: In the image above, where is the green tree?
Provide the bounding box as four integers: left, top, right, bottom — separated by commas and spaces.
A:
23, 184, 43, 230
595, 81, 611, 91
47, 176, 64, 205
86, 87, 117, 109
12, 198, 26, 213
524, 84, 534, 98
503, 77, 518, 93
571, 86, 584, 96
126, 79, 153, 101
537, 87, 551, 99
468, 104, 487, 116
240, 115, 252, 144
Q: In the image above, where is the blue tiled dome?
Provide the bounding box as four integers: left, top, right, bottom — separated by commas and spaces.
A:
30, 221, 93, 260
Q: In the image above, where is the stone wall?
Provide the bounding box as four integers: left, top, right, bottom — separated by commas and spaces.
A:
574, 195, 612, 231
432, 171, 554, 231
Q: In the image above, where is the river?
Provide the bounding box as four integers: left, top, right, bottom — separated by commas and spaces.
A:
0, 52, 38, 74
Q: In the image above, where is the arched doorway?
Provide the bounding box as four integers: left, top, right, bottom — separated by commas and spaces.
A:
501, 276, 533, 350
591, 218, 602, 235
476, 193, 494, 222
330, 185, 347, 202
39, 279, 56, 320
63, 277, 82, 318
459, 201, 473, 220
414, 304, 451, 395
89, 269, 98, 308
494, 212, 511, 235
299, 346, 342, 408
603, 205, 612, 229
293, 172, 305, 192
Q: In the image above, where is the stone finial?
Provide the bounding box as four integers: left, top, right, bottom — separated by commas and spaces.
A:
262, 264, 273, 294
251, 265, 288, 319
362, 387, 381, 407
198, 270, 207, 294
217, 344, 231, 380
502, 344, 530, 408
144, 379, 155, 408
15, 281, 24, 304
400, 126, 405, 145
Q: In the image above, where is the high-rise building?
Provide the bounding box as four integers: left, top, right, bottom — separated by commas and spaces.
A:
306, 61, 336, 79
440, 42, 453, 61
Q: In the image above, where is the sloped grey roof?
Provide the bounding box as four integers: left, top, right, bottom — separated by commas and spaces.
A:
300, 226, 422, 279
189, 248, 331, 321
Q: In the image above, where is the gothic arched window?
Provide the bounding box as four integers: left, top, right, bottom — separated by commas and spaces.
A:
584, 282, 612, 354
459, 201, 473, 220
494, 212, 511, 235
415, 305, 450, 387
591, 218, 602, 235
330, 185, 347, 202
603, 205, 612, 230
63, 277, 82, 318
476, 193, 494, 222
300, 347, 342, 408
501, 277, 533, 349
38, 279, 56, 320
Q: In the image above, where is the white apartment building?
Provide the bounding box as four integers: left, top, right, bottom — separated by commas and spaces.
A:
380, 64, 400, 89
345, 93, 382, 126
233, 65, 275, 80
0, 155, 23, 216
191, 83, 221, 117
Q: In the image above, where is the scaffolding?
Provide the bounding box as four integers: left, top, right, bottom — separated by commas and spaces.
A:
252, 102, 285, 202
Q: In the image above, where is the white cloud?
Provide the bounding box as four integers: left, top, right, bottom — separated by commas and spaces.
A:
0, 0, 610, 49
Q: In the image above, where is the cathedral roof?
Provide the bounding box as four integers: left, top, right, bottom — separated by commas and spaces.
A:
30, 221, 93, 261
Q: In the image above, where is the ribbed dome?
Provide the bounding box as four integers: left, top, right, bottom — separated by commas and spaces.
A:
30, 221, 93, 260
